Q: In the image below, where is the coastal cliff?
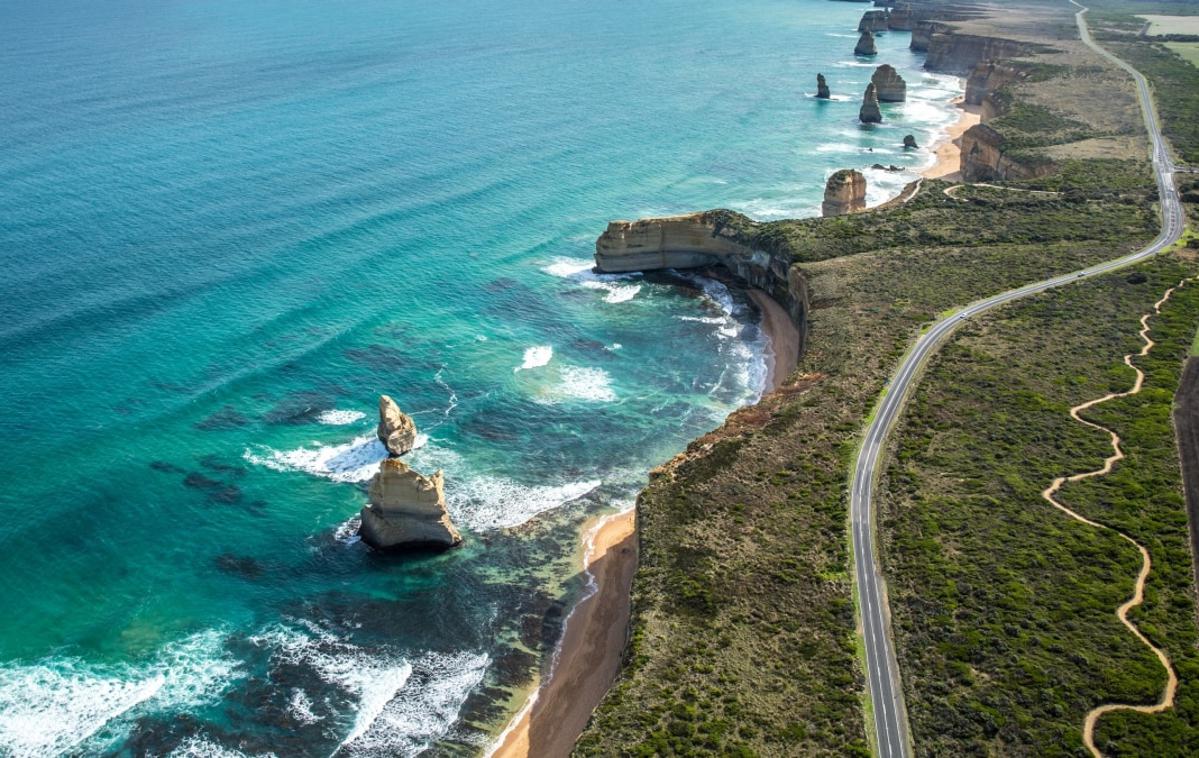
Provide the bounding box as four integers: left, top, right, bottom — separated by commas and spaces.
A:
965, 61, 1027, 120
959, 123, 1053, 182
594, 212, 810, 343
924, 32, 1036, 74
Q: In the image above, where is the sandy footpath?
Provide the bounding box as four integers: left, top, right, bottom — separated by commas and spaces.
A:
921, 98, 982, 180
490, 508, 636, 758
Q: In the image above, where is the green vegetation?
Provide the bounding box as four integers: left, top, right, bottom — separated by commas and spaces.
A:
879, 253, 1199, 755
1112, 40, 1199, 163
574, 1, 1199, 755
1164, 41, 1199, 67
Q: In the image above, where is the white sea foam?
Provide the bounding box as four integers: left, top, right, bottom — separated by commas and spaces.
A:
543, 257, 643, 303
449, 477, 602, 530
317, 410, 367, 426
514, 345, 553, 372
168, 736, 273, 758
243, 433, 429, 484
0, 630, 239, 758
535, 366, 617, 405
250, 623, 487, 757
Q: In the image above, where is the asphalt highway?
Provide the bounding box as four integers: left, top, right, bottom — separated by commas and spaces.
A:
848, 4, 1185, 756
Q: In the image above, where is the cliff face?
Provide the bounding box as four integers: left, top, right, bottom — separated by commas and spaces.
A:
594, 212, 810, 339
888, 3, 914, 31
965, 61, 1026, 120
960, 124, 1053, 182
822, 170, 867, 217
924, 32, 1035, 74
910, 21, 951, 52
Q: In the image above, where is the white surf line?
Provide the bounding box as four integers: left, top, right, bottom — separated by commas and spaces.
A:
1040, 279, 1190, 757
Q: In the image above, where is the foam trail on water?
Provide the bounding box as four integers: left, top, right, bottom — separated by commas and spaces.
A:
514, 345, 552, 372
243, 433, 428, 484
317, 410, 367, 425
535, 366, 617, 404
449, 477, 602, 530
0, 630, 239, 757
543, 257, 643, 303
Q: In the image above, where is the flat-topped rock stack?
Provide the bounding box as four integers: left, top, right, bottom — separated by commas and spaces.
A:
822, 170, 867, 217
855, 30, 878, 56
859, 83, 883, 123
871, 64, 907, 102
859, 10, 890, 33
358, 395, 462, 552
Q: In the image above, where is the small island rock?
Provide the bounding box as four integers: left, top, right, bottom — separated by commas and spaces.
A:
816, 73, 831, 99
359, 459, 463, 551
903, 134, 919, 149
871, 64, 907, 102
822, 169, 867, 217
859, 83, 883, 123
377, 394, 417, 457
855, 30, 878, 56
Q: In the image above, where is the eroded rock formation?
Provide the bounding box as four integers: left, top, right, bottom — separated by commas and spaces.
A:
925, 32, 1037, 75
855, 30, 878, 56
965, 61, 1027, 120
822, 170, 867, 217
859, 10, 890, 33
910, 21, 951, 53
859, 83, 883, 123
594, 211, 810, 344
377, 395, 417, 456
960, 123, 1053, 182
359, 395, 462, 551
903, 134, 918, 149
816, 73, 831, 99
871, 64, 907, 102
888, 3, 914, 31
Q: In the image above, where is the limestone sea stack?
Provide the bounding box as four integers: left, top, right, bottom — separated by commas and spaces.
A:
816, 73, 831, 99
903, 134, 919, 149
859, 83, 883, 123
359, 459, 462, 551
822, 169, 867, 217
855, 30, 878, 56
858, 10, 889, 33
887, 3, 914, 31
359, 394, 463, 552
377, 394, 417, 456
871, 64, 906, 102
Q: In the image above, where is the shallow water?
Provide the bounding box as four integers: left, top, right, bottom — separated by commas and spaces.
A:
0, 0, 959, 754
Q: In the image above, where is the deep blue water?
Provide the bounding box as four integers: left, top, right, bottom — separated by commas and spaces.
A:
0, 0, 959, 754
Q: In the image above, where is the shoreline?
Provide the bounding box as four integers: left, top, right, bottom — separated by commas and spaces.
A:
489, 506, 637, 758
921, 97, 982, 181
486, 70, 968, 758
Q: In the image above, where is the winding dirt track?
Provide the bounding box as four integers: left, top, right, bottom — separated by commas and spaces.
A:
1039, 279, 1189, 757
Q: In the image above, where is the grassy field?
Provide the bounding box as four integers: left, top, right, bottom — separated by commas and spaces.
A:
879, 251, 1199, 755
1165, 42, 1199, 66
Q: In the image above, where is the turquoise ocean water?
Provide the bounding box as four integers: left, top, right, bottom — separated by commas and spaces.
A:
0, 0, 960, 754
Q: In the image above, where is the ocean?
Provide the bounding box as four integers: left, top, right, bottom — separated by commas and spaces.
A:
0, 0, 960, 754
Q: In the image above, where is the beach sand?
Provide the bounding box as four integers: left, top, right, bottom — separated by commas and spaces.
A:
921, 98, 982, 181
490, 508, 637, 758
749, 290, 800, 391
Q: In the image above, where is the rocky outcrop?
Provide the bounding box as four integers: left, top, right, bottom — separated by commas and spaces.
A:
888, 3, 914, 31
822, 170, 867, 217
359, 396, 462, 552
960, 123, 1054, 182
965, 61, 1026, 120
910, 21, 951, 52
855, 30, 878, 56
859, 83, 883, 123
594, 212, 810, 344
359, 459, 462, 551
816, 73, 831, 99
859, 10, 890, 33
903, 134, 918, 149
377, 395, 417, 456
925, 32, 1038, 75
871, 64, 906, 102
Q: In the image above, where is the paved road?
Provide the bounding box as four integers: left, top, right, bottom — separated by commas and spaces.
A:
848, 4, 1186, 757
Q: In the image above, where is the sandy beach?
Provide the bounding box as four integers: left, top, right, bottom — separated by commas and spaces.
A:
749, 289, 800, 391
921, 98, 982, 180
490, 507, 637, 758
